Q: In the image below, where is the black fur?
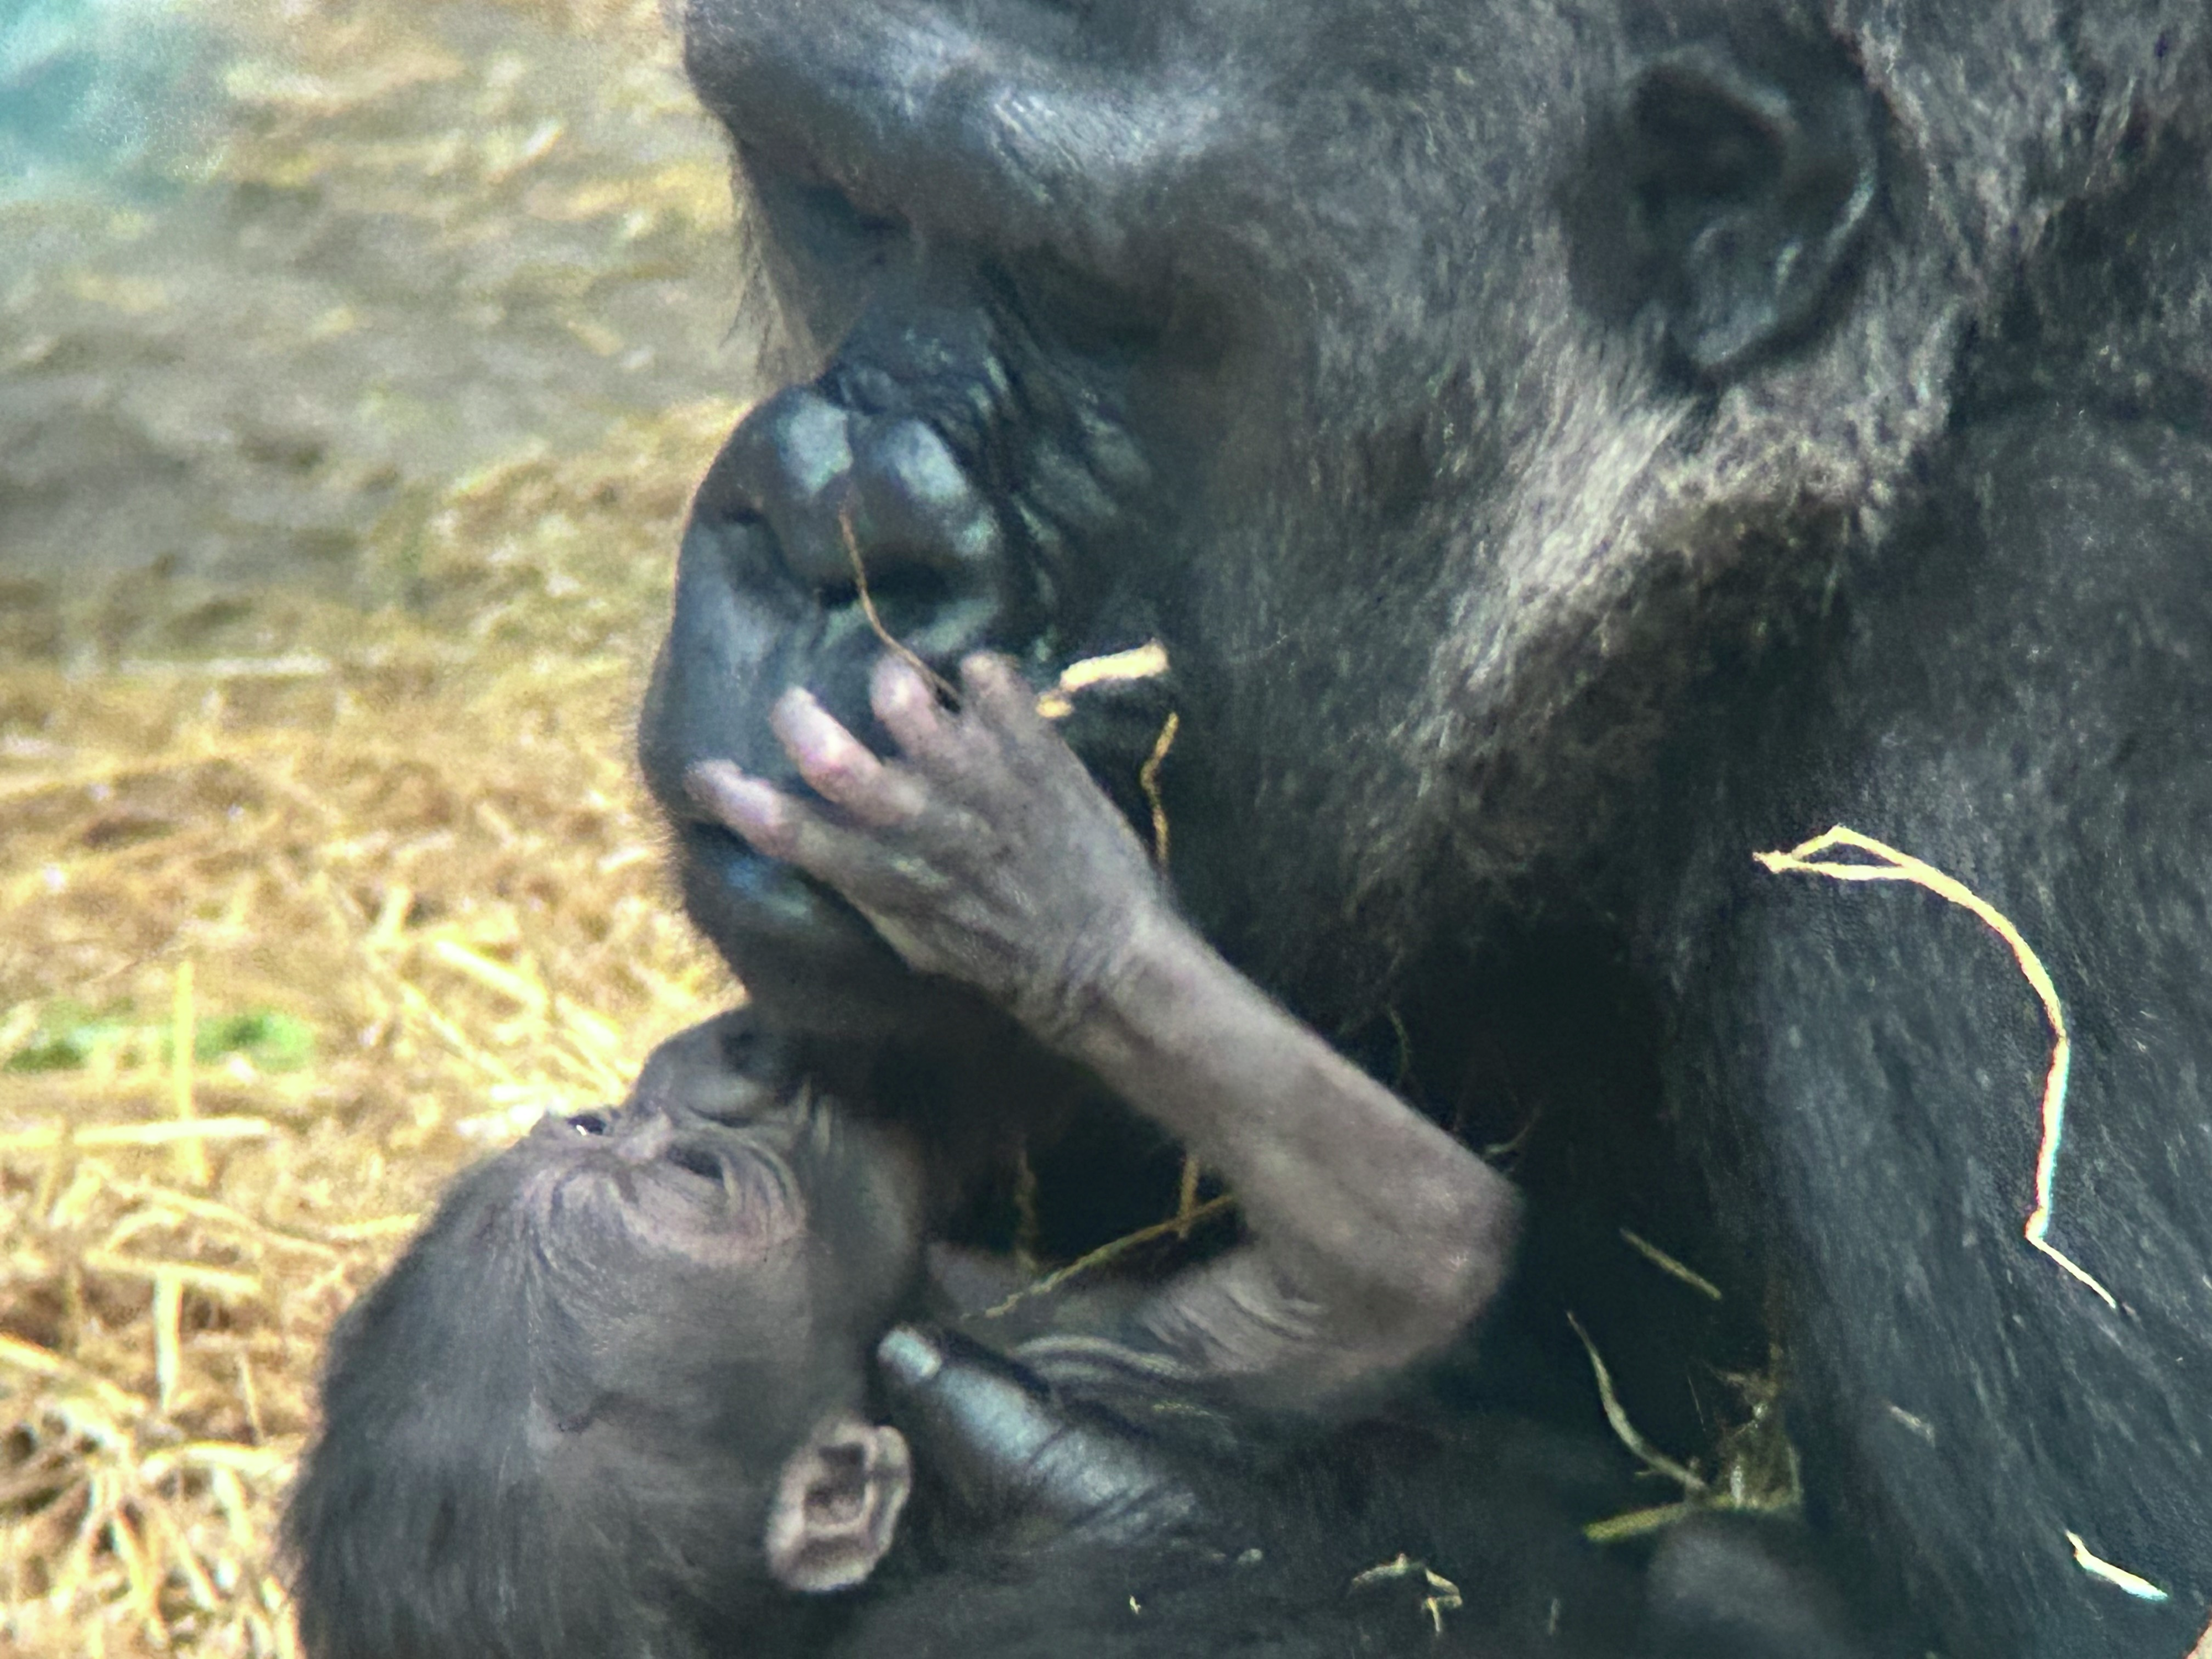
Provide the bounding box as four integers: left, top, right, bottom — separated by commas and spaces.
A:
645, 3, 2212, 1655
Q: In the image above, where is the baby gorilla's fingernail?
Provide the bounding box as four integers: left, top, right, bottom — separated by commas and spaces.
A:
960, 653, 1019, 708
876, 1326, 945, 1387
687, 764, 781, 836
876, 658, 925, 711
774, 692, 847, 763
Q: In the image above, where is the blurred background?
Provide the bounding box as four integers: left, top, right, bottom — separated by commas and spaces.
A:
1, 0, 751, 659
0, 2, 759, 1649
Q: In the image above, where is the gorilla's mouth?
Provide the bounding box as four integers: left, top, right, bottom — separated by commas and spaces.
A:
636, 252, 1190, 1030
646, 334, 1177, 1000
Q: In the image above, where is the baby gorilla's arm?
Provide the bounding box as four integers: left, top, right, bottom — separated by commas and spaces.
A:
687, 653, 1517, 1406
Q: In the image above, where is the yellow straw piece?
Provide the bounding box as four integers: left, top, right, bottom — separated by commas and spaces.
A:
171, 960, 210, 1187
153, 1270, 184, 1412
427, 936, 551, 1013
0, 1116, 274, 1155
0, 1332, 145, 1416
1139, 711, 1179, 868
138, 1442, 295, 1483
93, 1173, 344, 1259
1582, 1501, 1702, 1543
1348, 1553, 1465, 1635
1754, 826, 2117, 1310
2064, 1530, 2169, 1601
1056, 640, 1169, 697
84, 1251, 260, 1301
981, 1193, 1237, 1319
1035, 640, 1170, 720
1619, 1228, 1723, 1301
1566, 1312, 1707, 1494
316, 1213, 424, 1241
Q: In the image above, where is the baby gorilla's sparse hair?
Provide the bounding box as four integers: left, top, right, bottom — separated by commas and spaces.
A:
281, 1130, 842, 1659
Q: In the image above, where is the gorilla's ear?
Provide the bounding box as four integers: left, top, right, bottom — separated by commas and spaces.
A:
1624, 43, 1878, 376
764, 1412, 913, 1593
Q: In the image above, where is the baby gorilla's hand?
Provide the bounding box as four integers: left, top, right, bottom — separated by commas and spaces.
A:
686, 653, 1165, 1048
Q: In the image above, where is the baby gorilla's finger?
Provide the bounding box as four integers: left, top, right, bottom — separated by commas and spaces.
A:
872, 654, 956, 765
958, 653, 1045, 735
686, 761, 805, 860
689, 761, 925, 909
770, 688, 927, 827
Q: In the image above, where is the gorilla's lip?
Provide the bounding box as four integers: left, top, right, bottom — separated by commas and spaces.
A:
658, 444, 1161, 977
680, 818, 843, 931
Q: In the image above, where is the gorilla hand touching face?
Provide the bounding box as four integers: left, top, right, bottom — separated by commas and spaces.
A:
686, 649, 1517, 1400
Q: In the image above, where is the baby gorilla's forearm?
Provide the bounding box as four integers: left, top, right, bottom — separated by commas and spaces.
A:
687, 650, 1518, 1403
1060, 905, 1520, 1403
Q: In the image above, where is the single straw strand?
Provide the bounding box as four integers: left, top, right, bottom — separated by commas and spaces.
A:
170, 961, 210, 1187
1754, 826, 2116, 1310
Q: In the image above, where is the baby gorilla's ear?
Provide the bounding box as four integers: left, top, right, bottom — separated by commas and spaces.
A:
764, 1410, 913, 1593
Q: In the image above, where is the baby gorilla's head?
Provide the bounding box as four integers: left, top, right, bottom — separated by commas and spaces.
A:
283, 1014, 930, 1659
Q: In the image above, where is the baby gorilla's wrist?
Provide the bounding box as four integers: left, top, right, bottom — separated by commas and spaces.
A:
1035, 899, 1200, 1070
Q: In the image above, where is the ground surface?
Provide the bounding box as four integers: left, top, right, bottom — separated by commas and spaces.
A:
0, 2, 754, 1650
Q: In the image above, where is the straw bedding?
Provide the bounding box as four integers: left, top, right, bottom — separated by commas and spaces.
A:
0, 401, 741, 1656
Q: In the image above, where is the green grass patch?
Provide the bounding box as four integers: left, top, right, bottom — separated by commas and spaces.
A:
4, 1001, 314, 1073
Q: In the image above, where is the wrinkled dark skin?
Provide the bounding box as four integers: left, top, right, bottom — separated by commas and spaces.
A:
288, 657, 1536, 1658
281, 1041, 931, 1659
639, 2, 2212, 1655
285, 618, 1875, 1656
689, 654, 1159, 1047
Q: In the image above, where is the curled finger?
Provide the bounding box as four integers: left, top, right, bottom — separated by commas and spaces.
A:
872, 653, 957, 766
958, 652, 1045, 736
687, 761, 801, 857
688, 761, 964, 920
770, 688, 928, 827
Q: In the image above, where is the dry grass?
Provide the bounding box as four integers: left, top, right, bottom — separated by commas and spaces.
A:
0, 400, 744, 1657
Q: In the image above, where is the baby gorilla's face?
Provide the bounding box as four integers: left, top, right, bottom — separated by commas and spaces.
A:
516, 1013, 931, 1460
284, 1014, 935, 1659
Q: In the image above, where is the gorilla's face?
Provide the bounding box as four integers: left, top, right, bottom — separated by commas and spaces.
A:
643, 0, 1575, 1020
645, 0, 1882, 1029
282, 1018, 933, 1658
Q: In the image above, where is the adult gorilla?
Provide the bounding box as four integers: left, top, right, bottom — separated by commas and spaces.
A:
639, 3, 2212, 1656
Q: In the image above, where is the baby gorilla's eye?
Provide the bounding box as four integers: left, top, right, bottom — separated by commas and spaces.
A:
567, 1110, 613, 1136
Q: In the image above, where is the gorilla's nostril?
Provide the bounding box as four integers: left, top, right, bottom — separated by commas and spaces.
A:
752, 387, 855, 502
720, 386, 859, 587
851, 418, 1002, 575
728, 389, 1004, 603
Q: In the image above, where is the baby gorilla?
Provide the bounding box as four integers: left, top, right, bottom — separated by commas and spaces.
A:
282, 1031, 930, 1657
283, 1019, 1876, 1659
284, 653, 1530, 1659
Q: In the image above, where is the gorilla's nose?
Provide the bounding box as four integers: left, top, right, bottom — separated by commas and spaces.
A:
637, 382, 1036, 1039
721, 385, 1009, 662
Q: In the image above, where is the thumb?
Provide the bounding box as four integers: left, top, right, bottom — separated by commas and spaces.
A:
874, 1324, 1197, 1543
